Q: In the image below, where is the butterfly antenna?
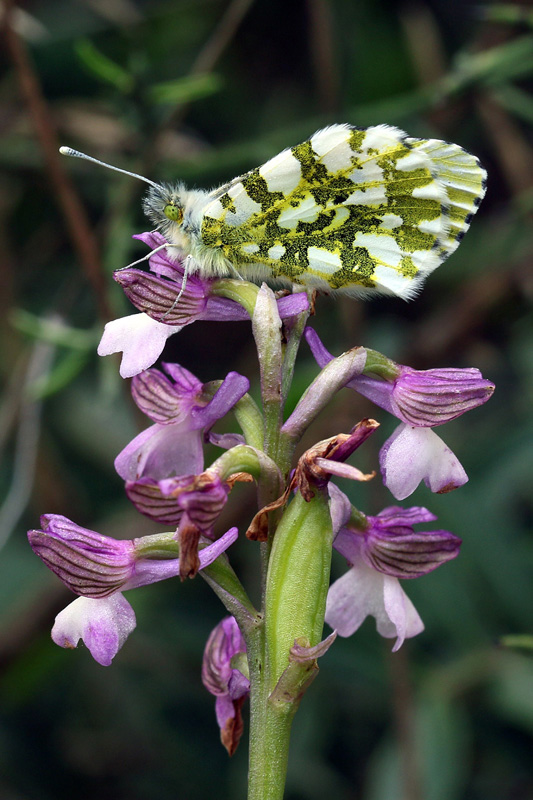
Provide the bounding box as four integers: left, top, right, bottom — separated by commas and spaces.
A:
59, 147, 161, 189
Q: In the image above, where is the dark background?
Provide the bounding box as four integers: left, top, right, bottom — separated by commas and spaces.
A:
1, 0, 532, 798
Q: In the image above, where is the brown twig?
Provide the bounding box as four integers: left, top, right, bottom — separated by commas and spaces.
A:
388, 644, 424, 800
151, 0, 256, 150
191, 0, 255, 76
477, 92, 533, 197
1, 0, 112, 320
307, 0, 340, 114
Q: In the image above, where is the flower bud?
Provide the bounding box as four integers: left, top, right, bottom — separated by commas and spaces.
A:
202, 616, 249, 756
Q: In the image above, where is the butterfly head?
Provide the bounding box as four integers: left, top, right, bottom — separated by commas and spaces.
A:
142, 182, 187, 239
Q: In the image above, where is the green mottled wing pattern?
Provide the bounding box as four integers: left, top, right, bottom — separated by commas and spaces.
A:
200, 124, 486, 299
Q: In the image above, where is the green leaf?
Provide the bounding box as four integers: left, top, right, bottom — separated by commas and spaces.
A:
147, 73, 222, 106
10, 310, 99, 350
478, 4, 533, 27
490, 83, 533, 125
75, 38, 134, 93
500, 635, 533, 652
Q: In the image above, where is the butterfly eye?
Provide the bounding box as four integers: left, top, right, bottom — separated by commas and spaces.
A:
163, 203, 183, 223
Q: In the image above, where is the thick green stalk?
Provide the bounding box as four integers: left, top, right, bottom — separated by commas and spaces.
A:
245, 288, 329, 800
246, 491, 334, 800
246, 622, 295, 800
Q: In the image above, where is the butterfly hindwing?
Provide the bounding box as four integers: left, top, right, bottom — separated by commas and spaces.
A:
199, 124, 486, 298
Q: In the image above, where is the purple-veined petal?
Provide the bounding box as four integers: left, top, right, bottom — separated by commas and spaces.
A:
51, 593, 136, 666
157, 473, 230, 531
331, 503, 461, 579
363, 521, 461, 579
124, 477, 184, 525
202, 615, 249, 753
202, 616, 248, 698
305, 328, 494, 426
380, 423, 468, 500
374, 505, 437, 525
125, 470, 230, 530
391, 366, 494, 427
131, 366, 202, 423
190, 372, 250, 430
28, 515, 135, 598
114, 267, 210, 324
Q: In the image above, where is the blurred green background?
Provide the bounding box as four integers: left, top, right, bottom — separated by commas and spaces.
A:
1, 0, 533, 798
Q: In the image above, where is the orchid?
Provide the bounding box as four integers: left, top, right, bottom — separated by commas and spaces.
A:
28, 514, 238, 665
324, 485, 460, 650
29, 197, 493, 800
114, 362, 249, 483
305, 327, 494, 499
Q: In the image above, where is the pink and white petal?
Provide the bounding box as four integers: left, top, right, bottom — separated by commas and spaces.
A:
325, 562, 375, 637
97, 313, 177, 378
325, 560, 424, 650
51, 594, 136, 666
114, 423, 204, 481
380, 424, 468, 501
382, 576, 424, 651
327, 483, 353, 536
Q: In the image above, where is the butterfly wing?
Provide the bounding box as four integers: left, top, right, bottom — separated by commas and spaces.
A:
200, 124, 486, 299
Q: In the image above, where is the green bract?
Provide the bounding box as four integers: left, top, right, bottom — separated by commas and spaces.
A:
265, 490, 334, 691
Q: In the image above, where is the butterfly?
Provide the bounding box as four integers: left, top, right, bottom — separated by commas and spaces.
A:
61, 123, 486, 300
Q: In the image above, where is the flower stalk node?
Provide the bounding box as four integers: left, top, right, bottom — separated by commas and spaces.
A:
268, 633, 336, 709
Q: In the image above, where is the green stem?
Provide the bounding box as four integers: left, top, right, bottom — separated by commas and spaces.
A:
245, 289, 315, 800
233, 393, 265, 450
252, 287, 284, 463
246, 624, 295, 800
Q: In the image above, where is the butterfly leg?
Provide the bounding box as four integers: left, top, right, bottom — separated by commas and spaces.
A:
162, 255, 196, 319
228, 262, 244, 280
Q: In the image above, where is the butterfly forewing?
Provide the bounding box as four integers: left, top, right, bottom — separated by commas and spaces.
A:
199, 124, 486, 298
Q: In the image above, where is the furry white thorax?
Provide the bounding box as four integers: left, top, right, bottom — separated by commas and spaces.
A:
143, 183, 236, 278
